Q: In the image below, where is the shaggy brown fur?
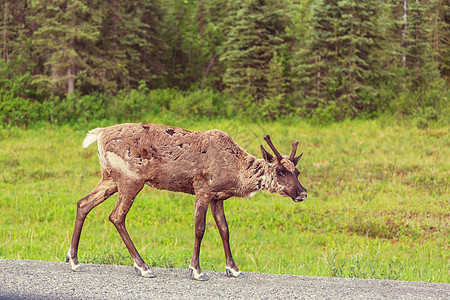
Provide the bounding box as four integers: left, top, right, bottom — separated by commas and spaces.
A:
66, 123, 307, 281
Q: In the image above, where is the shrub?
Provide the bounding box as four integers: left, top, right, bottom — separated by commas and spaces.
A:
311, 101, 339, 125
169, 89, 225, 120
0, 57, 39, 127
0, 94, 40, 127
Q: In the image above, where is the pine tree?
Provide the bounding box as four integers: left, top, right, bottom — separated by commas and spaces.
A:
294, 0, 383, 119
220, 0, 290, 100
403, 0, 440, 90
331, 0, 382, 116
91, 0, 163, 93
57, 0, 167, 94
293, 0, 336, 112
0, 0, 34, 67
160, 0, 204, 89
30, 0, 101, 96
194, 0, 227, 90
140, 0, 166, 89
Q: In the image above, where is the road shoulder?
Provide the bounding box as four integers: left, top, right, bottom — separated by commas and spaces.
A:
0, 259, 448, 299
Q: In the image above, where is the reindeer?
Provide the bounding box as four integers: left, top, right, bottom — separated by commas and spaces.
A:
66, 123, 307, 281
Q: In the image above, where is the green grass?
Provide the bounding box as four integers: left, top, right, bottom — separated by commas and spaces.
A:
0, 117, 448, 282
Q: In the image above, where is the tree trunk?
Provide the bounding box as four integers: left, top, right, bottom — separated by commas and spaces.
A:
402, 0, 407, 68
67, 38, 76, 95
434, 2, 439, 64
200, 53, 216, 90
67, 66, 75, 95
317, 53, 321, 96
2, 0, 7, 62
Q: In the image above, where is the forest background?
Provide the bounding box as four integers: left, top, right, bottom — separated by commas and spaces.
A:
0, 0, 449, 126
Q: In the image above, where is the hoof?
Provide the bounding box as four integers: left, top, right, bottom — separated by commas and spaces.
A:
134, 263, 156, 278
66, 255, 84, 272
226, 266, 245, 278
189, 267, 209, 281
71, 264, 84, 272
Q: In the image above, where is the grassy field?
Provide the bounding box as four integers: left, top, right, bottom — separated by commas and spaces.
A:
0, 117, 448, 283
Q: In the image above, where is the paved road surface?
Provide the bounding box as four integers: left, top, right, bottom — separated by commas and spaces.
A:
0, 259, 448, 299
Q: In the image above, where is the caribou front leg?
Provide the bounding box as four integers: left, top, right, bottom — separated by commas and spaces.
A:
210, 199, 245, 278
189, 192, 211, 281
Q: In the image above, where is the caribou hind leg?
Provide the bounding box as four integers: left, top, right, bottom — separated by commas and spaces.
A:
66, 173, 118, 271
109, 180, 155, 278
210, 200, 245, 278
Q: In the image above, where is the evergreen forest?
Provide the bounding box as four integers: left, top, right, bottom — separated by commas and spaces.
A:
1, 0, 449, 126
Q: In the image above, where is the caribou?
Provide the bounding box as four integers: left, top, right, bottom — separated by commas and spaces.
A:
66, 123, 307, 280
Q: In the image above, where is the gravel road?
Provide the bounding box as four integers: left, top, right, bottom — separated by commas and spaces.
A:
0, 259, 448, 299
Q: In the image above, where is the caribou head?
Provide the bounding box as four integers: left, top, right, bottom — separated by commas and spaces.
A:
261, 135, 307, 202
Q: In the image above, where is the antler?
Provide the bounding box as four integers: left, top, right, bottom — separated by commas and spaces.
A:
263, 135, 283, 161
290, 141, 299, 161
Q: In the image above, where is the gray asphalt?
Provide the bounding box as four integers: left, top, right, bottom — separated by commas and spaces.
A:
0, 259, 448, 299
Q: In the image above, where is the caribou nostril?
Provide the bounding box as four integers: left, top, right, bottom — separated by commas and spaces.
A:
298, 191, 307, 199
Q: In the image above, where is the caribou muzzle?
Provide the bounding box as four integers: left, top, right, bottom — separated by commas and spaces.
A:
292, 188, 307, 202
293, 191, 307, 202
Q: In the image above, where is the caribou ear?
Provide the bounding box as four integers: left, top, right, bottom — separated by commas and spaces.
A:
292, 153, 303, 166
261, 145, 274, 163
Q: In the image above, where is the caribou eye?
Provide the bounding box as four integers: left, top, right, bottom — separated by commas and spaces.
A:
276, 168, 285, 177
